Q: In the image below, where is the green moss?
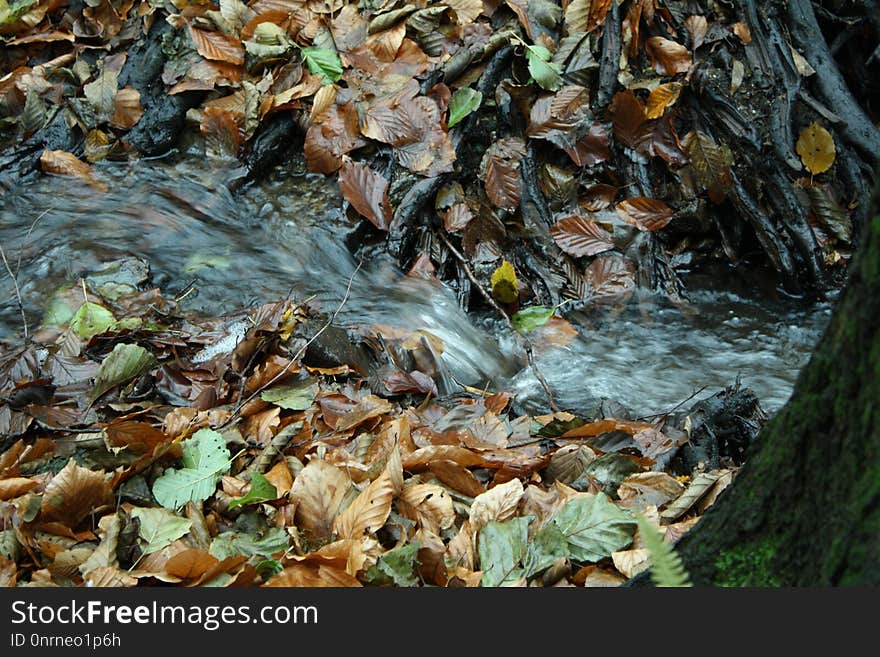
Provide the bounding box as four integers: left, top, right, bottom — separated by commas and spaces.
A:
714, 539, 782, 587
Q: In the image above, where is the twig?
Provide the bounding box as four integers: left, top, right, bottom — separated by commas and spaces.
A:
438, 232, 559, 412
213, 259, 362, 430
0, 244, 28, 340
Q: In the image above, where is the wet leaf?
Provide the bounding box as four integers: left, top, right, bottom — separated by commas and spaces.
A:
228, 473, 277, 509
478, 516, 530, 586
444, 202, 475, 232
645, 37, 692, 76
339, 158, 393, 231
200, 107, 242, 160
616, 197, 674, 232
645, 82, 682, 120
132, 507, 193, 555
39, 150, 108, 192
797, 122, 836, 175
70, 301, 115, 340
550, 214, 615, 257
512, 306, 555, 333
152, 429, 232, 509
481, 137, 527, 211
90, 343, 157, 403
448, 87, 482, 129
683, 131, 733, 204
490, 260, 519, 304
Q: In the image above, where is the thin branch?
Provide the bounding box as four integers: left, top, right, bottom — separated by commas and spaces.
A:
0, 244, 28, 340
438, 231, 559, 412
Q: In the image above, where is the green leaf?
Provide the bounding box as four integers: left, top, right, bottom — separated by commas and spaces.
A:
525, 44, 563, 91
523, 523, 568, 577
300, 46, 342, 84
209, 526, 289, 560
131, 507, 192, 555
448, 87, 482, 129
70, 301, 115, 340
478, 516, 531, 587
635, 514, 691, 587
547, 493, 636, 562
152, 429, 232, 509
364, 542, 420, 586
512, 306, 555, 333
260, 380, 317, 410
89, 343, 157, 402
227, 473, 277, 510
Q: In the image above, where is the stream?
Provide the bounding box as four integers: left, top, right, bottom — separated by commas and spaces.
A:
0, 155, 833, 416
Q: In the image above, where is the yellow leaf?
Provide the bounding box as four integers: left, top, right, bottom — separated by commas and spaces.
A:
645, 82, 682, 120
490, 260, 519, 304
796, 122, 836, 175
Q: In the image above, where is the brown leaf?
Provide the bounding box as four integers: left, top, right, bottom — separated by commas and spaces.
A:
445, 0, 481, 24
564, 124, 610, 167
305, 102, 366, 173
684, 15, 708, 50
444, 202, 475, 232
39, 150, 108, 192
550, 214, 615, 257
616, 197, 674, 231
0, 477, 39, 500
428, 460, 486, 498
481, 137, 527, 211
188, 25, 244, 65
264, 563, 361, 586
200, 107, 242, 159
105, 421, 169, 454
333, 466, 396, 539
583, 255, 636, 304
366, 21, 406, 61
645, 37, 692, 76
164, 548, 220, 580
0, 556, 17, 587
83, 566, 138, 587
109, 86, 142, 129
339, 159, 393, 231
264, 460, 293, 497
617, 472, 685, 510
289, 459, 351, 542
468, 478, 523, 532
40, 459, 114, 528
398, 483, 455, 534
580, 183, 617, 211
609, 90, 648, 151
732, 21, 752, 45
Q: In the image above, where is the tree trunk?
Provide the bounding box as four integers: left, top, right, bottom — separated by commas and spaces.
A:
677, 186, 880, 586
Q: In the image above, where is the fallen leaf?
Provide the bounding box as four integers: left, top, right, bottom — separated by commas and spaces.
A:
339, 158, 393, 231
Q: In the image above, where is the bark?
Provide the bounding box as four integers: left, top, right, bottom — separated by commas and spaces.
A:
677, 186, 880, 585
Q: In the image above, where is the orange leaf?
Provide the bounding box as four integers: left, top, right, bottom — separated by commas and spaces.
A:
105, 420, 169, 454
615, 197, 674, 231
264, 563, 361, 586
645, 82, 682, 120
0, 477, 39, 501
40, 459, 114, 527
165, 548, 220, 580
188, 25, 244, 65
338, 159, 393, 231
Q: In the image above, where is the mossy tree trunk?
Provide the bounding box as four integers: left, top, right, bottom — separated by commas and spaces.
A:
677, 189, 880, 586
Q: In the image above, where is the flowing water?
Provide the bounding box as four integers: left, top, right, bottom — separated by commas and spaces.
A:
0, 155, 833, 415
